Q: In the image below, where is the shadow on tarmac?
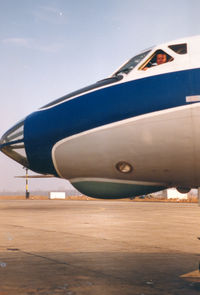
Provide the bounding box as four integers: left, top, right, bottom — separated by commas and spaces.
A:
0, 251, 200, 294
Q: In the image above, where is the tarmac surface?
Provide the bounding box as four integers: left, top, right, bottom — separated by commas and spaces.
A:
0, 200, 200, 295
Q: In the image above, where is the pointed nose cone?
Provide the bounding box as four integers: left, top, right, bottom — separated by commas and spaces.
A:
0, 119, 29, 167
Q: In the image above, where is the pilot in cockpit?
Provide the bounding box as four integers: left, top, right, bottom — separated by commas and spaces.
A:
156, 53, 167, 65
142, 51, 169, 70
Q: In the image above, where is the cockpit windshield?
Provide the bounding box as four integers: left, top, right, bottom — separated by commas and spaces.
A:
113, 50, 151, 76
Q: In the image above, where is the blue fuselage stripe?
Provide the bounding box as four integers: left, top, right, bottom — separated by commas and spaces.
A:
24, 68, 200, 174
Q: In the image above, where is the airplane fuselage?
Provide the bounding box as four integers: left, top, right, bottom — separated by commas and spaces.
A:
1, 36, 200, 198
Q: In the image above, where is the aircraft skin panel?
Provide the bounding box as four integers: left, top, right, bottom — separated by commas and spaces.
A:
52, 102, 200, 190
24, 68, 200, 175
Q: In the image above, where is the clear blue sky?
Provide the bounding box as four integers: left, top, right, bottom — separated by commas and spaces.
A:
0, 0, 200, 192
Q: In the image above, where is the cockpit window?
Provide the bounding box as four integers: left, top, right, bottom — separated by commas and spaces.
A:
114, 50, 151, 76
168, 43, 187, 54
139, 49, 174, 71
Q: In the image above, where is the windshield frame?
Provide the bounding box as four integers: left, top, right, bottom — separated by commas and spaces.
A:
113, 49, 151, 76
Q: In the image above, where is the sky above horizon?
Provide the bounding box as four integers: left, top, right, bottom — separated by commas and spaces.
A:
0, 0, 200, 192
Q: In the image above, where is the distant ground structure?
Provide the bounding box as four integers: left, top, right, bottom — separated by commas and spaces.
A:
152, 188, 198, 202
166, 188, 188, 200
49, 192, 66, 199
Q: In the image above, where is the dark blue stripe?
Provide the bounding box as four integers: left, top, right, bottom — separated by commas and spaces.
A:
24, 68, 200, 175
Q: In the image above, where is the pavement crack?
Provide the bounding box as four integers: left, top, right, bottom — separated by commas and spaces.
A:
19, 250, 71, 266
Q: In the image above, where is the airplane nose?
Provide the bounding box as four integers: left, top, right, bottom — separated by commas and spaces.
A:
0, 119, 29, 167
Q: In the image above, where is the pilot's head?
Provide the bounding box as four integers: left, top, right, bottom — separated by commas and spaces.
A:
156, 53, 167, 65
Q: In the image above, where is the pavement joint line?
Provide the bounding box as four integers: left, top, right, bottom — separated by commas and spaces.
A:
20, 250, 72, 266
2, 223, 136, 247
